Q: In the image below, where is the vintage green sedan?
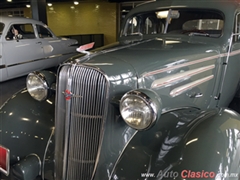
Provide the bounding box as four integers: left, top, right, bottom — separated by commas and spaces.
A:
1, 0, 240, 179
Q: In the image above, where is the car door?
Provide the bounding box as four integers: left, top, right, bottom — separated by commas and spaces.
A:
35, 24, 63, 68
2, 22, 44, 79
217, 11, 240, 107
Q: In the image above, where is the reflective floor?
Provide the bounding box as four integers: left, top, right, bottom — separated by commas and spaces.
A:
0, 76, 26, 106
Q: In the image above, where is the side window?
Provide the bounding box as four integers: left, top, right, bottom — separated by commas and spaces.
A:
182, 19, 223, 38
144, 17, 156, 34
126, 17, 141, 35
5, 23, 35, 40
36, 24, 53, 38
234, 13, 240, 42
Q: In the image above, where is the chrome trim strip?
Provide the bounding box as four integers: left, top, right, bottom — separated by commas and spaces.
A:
170, 75, 214, 97
48, 54, 62, 59
49, 40, 61, 43
109, 130, 138, 180
151, 64, 215, 89
142, 49, 240, 78
42, 127, 55, 179
217, 33, 234, 98
220, 48, 240, 57
16, 44, 30, 47
162, 106, 200, 114
62, 64, 75, 180
6, 52, 74, 68
90, 65, 110, 180
143, 55, 218, 77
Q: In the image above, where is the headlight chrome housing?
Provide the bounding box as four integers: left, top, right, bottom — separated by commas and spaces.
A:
120, 89, 162, 130
26, 71, 55, 101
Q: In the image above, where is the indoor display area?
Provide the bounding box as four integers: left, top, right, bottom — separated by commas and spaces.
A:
1, 0, 240, 180
0, 0, 147, 104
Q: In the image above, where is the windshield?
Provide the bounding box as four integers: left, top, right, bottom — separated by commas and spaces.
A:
122, 8, 224, 38
0, 23, 4, 36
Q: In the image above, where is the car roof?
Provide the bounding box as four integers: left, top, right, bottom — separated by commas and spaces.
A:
121, 0, 238, 42
128, 0, 239, 16
0, 16, 45, 25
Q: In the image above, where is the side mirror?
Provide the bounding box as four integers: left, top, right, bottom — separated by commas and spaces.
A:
14, 34, 23, 42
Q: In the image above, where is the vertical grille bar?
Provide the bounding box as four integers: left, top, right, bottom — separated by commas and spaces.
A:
55, 64, 109, 180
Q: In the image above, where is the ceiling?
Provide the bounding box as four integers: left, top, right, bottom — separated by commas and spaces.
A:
0, 0, 145, 9
0, 0, 69, 9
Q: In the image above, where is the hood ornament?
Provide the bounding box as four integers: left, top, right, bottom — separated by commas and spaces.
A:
62, 90, 82, 100
76, 42, 95, 55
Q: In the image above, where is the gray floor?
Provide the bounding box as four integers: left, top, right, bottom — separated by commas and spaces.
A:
0, 76, 26, 106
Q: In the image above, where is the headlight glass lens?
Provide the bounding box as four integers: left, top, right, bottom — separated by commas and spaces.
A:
120, 95, 154, 130
26, 72, 48, 101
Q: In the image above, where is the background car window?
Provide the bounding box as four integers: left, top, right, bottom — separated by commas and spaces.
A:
36, 24, 53, 38
5, 23, 35, 40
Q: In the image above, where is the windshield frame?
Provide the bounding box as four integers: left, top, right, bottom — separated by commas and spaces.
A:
121, 8, 225, 39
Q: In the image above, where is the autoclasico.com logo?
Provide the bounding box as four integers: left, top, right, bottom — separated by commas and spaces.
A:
141, 170, 239, 179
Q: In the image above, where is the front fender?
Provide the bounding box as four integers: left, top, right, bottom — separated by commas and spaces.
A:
173, 108, 240, 180
0, 89, 54, 176
110, 108, 240, 180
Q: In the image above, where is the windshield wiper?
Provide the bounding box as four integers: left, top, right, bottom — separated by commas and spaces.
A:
120, 32, 143, 43
188, 32, 210, 37
182, 29, 210, 37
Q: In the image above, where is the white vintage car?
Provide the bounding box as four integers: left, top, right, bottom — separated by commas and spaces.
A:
0, 16, 78, 82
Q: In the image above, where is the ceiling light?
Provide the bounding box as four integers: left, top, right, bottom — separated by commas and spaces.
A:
47, 3, 52, 6
7, 0, 12, 2
74, 1, 79, 5
26, 4, 31, 8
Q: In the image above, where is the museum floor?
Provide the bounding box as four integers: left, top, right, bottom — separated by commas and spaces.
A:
0, 76, 26, 106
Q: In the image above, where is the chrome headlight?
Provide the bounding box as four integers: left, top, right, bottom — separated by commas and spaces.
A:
120, 89, 162, 130
26, 72, 50, 101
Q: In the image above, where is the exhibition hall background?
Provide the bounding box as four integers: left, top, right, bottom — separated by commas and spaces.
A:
0, 0, 139, 45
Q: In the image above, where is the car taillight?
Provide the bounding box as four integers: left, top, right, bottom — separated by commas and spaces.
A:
0, 145, 10, 176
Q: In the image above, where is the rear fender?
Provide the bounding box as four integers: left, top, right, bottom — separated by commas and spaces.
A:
110, 108, 240, 180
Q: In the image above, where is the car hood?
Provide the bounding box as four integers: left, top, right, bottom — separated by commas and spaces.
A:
77, 38, 221, 78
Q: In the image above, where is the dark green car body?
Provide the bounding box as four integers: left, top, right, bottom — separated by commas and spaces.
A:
1, 0, 240, 179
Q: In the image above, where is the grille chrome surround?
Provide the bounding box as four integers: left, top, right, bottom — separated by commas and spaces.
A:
55, 64, 109, 180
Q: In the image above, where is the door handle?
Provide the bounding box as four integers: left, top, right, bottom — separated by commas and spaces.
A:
187, 92, 203, 98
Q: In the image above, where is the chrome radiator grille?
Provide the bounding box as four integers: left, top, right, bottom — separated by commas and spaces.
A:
55, 65, 109, 180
